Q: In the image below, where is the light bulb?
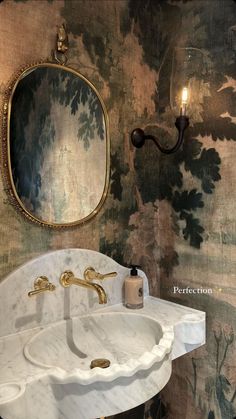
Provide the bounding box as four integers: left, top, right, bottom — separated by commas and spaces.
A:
180, 87, 188, 115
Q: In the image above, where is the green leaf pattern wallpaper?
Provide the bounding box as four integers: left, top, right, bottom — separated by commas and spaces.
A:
0, 0, 236, 418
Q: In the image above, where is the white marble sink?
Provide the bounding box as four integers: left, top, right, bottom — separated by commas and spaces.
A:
24, 312, 173, 384
0, 249, 205, 419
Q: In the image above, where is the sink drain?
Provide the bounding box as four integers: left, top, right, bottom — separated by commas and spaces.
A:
90, 358, 110, 369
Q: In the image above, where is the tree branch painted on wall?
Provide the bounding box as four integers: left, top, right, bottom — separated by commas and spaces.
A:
187, 323, 236, 418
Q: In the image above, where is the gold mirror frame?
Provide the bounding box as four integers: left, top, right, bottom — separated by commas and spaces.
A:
1, 60, 110, 228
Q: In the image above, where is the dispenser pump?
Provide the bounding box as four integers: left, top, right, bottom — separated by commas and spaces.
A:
130, 265, 140, 276
124, 265, 143, 309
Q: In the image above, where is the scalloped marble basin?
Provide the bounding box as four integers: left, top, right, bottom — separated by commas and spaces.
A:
24, 312, 173, 384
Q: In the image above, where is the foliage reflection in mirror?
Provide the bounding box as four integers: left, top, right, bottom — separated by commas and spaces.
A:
3, 63, 109, 227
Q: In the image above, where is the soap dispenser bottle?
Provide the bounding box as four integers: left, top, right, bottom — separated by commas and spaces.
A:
124, 265, 143, 309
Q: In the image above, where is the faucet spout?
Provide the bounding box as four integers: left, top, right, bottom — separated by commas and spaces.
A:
89, 282, 107, 304
60, 270, 107, 304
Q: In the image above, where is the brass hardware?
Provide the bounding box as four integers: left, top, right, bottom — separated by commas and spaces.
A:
60, 270, 107, 304
28, 276, 56, 297
90, 358, 111, 369
84, 267, 117, 282
57, 24, 68, 53
54, 24, 69, 65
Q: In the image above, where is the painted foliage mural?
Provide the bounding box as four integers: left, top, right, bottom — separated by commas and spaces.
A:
0, 0, 236, 418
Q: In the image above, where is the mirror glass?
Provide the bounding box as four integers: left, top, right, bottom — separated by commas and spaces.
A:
8, 64, 109, 227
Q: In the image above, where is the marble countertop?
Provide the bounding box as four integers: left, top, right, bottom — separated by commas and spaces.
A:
0, 249, 206, 419
0, 296, 205, 387
99, 296, 205, 358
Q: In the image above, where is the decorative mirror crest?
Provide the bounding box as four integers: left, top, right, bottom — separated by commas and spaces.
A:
1, 25, 110, 228
53, 23, 69, 65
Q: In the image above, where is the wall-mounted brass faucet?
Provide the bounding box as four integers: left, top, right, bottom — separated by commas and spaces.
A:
28, 276, 56, 297
60, 270, 108, 304
84, 267, 117, 282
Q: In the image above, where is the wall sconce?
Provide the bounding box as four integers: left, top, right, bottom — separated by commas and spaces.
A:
131, 87, 189, 154
130, 46, 208, 154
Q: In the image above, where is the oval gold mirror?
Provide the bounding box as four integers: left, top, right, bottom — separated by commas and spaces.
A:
2, 63, 109, 227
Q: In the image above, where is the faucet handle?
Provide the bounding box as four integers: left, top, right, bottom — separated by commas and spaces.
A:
84, 267, 117, 282
28, 276, 56, 297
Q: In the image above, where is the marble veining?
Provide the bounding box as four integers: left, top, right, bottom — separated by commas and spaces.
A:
0, 249, 205, 419
23, 312, 174, 385
0, 248, 149, 338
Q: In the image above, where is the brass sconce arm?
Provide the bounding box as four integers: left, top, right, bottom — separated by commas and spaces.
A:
60, 270, 107, 304
84, 267, 117, 281
28, 276, 56, 297
131, 115, 189, 154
